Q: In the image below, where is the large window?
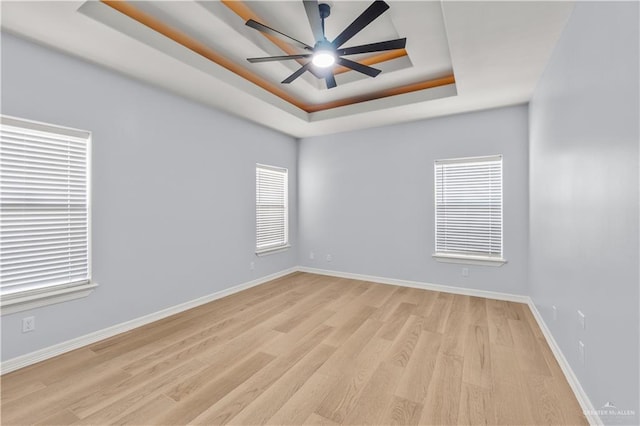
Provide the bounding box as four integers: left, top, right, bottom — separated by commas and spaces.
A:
256, 164, 289, 254
1, 116, 95, 314
434, 155, 504, 264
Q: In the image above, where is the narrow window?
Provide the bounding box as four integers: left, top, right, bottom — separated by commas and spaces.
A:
1, 116, 93, 312
256, 164, 288, 254
434, 155, 504, 264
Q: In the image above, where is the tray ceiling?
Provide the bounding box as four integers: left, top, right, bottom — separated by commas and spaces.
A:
0, 1, 575, 137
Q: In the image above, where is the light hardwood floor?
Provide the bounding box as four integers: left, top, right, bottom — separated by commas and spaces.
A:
1, 272, 588, 425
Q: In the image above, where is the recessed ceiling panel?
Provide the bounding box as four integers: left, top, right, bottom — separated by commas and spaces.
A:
0, 1, 575, 137
77, 0, 457, 113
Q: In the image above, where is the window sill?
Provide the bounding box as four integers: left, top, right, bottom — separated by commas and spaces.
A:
255, 245, 291, 256
0, 282, 98, 315
432, 253, 507, 267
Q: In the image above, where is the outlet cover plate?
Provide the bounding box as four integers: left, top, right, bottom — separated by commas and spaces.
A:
22, 316, 35, 333
577, 310, 586, 330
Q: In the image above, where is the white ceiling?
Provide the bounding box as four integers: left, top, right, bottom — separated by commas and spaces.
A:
0, 1, 575, 138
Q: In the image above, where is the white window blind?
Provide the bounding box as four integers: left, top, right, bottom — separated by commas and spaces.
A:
1, 116, 90, 298
434, 155, 503, 259
256, 164, 288, 253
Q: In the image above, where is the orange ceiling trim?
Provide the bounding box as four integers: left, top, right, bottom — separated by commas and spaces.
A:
220, 0, 304, 60
101, 1, 455, 114
305, 74, 456, 113
101, 0, 307, 111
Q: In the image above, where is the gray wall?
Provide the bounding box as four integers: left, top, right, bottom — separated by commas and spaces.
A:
298, 105, 529, 295
529, 2, 639, 423
1, 33, 299, 361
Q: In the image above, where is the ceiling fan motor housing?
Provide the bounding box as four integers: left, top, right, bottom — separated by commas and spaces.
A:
318, 3, 331, 20
245, 0, 404, 88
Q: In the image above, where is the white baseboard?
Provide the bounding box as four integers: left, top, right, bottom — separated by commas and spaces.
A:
297, 266, 530, 303
0, 267, 298, 375
0, 265, 600, 426
526, 301, 601, 426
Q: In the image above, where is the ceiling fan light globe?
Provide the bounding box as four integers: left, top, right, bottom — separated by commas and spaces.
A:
312, 51, 336, 68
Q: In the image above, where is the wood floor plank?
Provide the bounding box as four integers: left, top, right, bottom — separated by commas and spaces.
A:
398, 287, 431, 306
342, 361, 404, 425
0, 273, 587, 426
468, 296, 488, 326
262, 309, 336, 357
395, 330, 442, 403
323, 304, 376, 347
380, 395, 423, 426
508, 318, 552, 376
72, 360, 203, 424
69, 327, 280, 418
119, 315, 240, 375
419, 352, 464, 425
226, 344, 336, 425
522, 374, 569, 425
322, 279, 371, 312
462, 325, 492, 389
370, 286, 410, 322
386, 315, 423, 368
379, 302, 417, 341
110, 393, 176, 426
3, 365, 131, 425
457, 382, 495, 426
503, 301, 526, 321
271, 280, 343, 333
315, 318, 383, 378
268, 373, 339, 425
33, 409, 80, 426
486, 298, 514, 347
315, 336, 392, 423
154, 352, 275, 424
440, 294, 469, 359
423, 292, 453, 333
355, 282, 397, 308
490, 343, 535, 425
412, 288, 438, 318
2, 348, 97, 387
190, 325, 334, 425
304, 412, 339, 425
0, 378, 46, 402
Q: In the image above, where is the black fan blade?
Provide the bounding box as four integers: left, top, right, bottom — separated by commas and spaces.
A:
303, 0, 324, 43
282, 62, 311, 84
308, 66, 324, 80
336, 57, 381, 77
337, 38, 406, 56
246, 19, 312, 51
325, 73, 337, 89
331, 1, 390, 48
248, 54, 312, 63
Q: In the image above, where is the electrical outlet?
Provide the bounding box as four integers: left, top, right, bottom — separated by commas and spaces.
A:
552, 305, 557, 321
309, 251, 315, 260
249, 261, 255, 271
22, 316, 35, 333
578, 310, 586, 330
326, 254, 332, 262
578, 340, 585, 365
462, 267, 469, 277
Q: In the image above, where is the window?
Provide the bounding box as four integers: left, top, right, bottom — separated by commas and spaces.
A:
256, 164, 289, 254
1, 116, 95, 314
434, 155, 505, 265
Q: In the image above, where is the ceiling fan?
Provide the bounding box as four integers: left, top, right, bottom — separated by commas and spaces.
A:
245, 0, 406, 89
